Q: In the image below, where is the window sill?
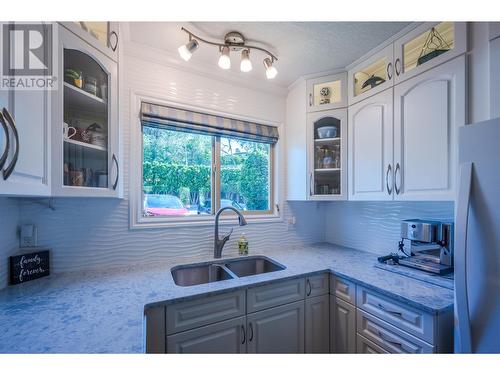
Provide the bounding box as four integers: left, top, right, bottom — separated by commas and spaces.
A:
130, 213, 283, 230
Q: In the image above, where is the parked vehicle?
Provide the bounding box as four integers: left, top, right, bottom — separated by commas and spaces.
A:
144, 194, 189, 216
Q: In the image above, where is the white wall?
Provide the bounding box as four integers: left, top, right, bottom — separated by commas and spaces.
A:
9, 37, 326, 278
324, 201, 454, 255
0, 197, 19, 289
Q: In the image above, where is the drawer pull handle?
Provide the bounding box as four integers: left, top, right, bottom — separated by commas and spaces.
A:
377, 303, 402, 317
377, 330, 402, 348
307, 279, 312, 296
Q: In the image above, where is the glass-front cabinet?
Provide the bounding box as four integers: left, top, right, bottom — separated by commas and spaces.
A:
307, 109, 347, 200
348, 44, 394, 105
52, 25, 119, 197
393, 22, 466, 83
306, 72, 347, 112
60, 22, 119, 61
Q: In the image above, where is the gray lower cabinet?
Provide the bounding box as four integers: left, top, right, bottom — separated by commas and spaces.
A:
330, 296, 356, 353
247, 300, 305, 353
167, 316, 247, 353
305, 295, 330, 353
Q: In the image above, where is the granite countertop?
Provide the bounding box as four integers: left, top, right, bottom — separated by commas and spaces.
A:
0, 243, 454, 353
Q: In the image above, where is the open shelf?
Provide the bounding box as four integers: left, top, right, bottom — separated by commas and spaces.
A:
314, 168, 341, 172
64, 138, 107, 151
64, 82, 107, 114
314, 137, 340, 144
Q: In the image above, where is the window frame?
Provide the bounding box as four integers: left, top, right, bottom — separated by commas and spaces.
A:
130, 94, 282, 229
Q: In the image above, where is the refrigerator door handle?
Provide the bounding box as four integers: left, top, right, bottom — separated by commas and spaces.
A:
455, 162, 473, 353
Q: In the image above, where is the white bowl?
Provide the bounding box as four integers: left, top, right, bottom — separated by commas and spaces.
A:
317, 126, 337, 139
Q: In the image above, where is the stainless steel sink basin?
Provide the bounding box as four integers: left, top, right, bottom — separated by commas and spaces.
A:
171, 263, 234, 287
171, 256, 285, 286
225, 256, 285, 277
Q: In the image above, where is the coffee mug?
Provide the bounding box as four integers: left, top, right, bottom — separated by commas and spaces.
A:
63, 123, 77, 140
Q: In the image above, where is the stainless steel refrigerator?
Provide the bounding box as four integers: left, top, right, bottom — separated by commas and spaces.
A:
455, 117, 500, 353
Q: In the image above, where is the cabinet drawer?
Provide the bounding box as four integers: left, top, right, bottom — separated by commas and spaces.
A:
356, 286, 435, 343
306, 274, 329, 297
331, 275, 356, 304
247, 278, 305, 313
356, 334, 388, 354
357, 309, 434, 353
166, 290, 245, 334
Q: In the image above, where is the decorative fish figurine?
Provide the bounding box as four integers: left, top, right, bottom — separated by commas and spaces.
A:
361, 75, 386, 89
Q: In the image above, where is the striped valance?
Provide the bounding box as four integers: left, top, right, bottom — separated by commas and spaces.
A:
141, 102, 279, 144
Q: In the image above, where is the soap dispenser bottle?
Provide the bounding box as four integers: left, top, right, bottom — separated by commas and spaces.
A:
238, 233, 249, 255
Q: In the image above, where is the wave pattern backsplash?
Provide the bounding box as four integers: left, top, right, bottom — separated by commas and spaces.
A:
0, 197, 19, 289
324, 201, 454, 255
3, 40, 326, 281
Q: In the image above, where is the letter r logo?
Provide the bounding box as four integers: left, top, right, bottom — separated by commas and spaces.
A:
3, 24, 52, 76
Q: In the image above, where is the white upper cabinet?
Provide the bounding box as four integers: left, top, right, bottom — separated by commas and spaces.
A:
393, 22, 467, 84
0, 24, 51, 197
306, 72, 347, 112
307, 109, 347, 200
348, 44, 394, 105
60, 22, 119, 62
348, 88, 393, 201
393, 55, 465, 201
51, 25, 120, 197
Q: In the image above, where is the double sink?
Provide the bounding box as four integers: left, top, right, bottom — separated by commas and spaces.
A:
171, 256, 286, 286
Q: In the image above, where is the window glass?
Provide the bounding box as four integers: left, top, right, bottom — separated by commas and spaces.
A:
220, 137, 271, 212
142, 126, 212, 217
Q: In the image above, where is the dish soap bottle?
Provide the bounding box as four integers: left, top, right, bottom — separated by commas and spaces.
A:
238, 233, 249, 255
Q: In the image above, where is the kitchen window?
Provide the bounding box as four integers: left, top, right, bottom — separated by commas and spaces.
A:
136, 101, 278, 226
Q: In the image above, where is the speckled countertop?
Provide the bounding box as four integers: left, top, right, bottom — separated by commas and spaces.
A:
0, 243, 454, 353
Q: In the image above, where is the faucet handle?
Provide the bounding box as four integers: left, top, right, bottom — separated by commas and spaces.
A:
221, 228, 234, 242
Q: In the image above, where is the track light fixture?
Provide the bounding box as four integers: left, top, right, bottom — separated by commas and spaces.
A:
178, 27, 278, 80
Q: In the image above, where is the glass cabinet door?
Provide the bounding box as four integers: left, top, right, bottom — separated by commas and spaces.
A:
306, 72, 347, 112
348, 44, 394, 105
394, 22, 466, 83
61, 22, 119, 60
63, 48, 110, 189
308, 109, 347, 200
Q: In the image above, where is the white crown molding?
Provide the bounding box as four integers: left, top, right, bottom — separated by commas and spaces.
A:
123, 39, 287, 97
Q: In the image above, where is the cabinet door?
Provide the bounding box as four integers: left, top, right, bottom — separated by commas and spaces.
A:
348, 44, 394, 105
167, 316, 247, 353
305, 295, 330, 353
0, 24, 51, 197
394, 22, 467, 84
307, 109, 347, 200
306, 72, 347, 112
393, 55, 465, 201
247, 301, 305, 353
348, 88, 393, 200
60, 22, 119, 62
330, 296, 356, 353
52, 25, 120, 197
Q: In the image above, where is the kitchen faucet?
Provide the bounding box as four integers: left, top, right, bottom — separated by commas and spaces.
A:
214, 206, 247, 258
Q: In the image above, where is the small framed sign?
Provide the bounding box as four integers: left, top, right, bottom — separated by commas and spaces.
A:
9, 249, 50, 285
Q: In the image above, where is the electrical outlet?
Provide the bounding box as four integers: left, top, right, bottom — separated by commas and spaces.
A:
20, 224, 38, 248
286, 216, 296, 230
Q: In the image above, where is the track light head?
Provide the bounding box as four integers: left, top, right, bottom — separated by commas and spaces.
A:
240, 49, 252, 73
178, 39, 199, 61
263, 57, 278, 79
218, 46, 231, 70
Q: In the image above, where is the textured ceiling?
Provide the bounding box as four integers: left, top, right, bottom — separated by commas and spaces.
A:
128, 22, 410, 88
